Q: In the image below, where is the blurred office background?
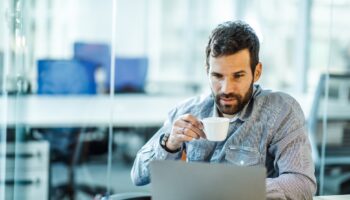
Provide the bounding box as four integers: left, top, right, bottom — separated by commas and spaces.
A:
0, 0, 350, 199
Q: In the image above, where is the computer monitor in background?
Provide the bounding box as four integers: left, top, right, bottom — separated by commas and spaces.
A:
37, 59, 97, 95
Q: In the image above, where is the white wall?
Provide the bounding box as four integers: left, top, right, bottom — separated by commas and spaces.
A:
40, 0, 148, 58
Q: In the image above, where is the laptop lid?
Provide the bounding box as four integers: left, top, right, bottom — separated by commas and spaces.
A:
150, 160, 265, 200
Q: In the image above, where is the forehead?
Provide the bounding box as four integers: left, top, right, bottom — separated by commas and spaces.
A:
209, 49, 251, 73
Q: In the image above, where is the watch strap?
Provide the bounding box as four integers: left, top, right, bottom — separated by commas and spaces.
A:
160, 133, 181, 153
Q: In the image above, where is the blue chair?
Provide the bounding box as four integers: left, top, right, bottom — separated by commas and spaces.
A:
37, 59, 97, 95
73, 42, 148, 93
36, 59, 107, 199
111, 57, 148, 93
73, 42, 111, 92
73, 42, 111, 71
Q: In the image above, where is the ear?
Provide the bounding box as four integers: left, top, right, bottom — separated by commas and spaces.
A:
253, 62, 262, 83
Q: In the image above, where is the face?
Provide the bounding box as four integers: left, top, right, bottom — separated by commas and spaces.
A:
208, 49, 262, 115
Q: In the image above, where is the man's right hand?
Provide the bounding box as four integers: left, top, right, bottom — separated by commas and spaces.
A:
166, 114, 206, 151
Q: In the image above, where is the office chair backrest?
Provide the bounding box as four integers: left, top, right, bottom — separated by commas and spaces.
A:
73, 42, 111, 70
108, 57, 148, 93
37, 59, 97, 95
73, 42, 148, 93
308, 73, 350, 165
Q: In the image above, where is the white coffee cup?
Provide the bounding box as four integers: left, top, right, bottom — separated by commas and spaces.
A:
202, 117, 230, 141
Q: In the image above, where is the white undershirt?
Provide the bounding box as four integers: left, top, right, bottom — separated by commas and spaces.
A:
213, 106, 238, 122
222, 113, 235, 119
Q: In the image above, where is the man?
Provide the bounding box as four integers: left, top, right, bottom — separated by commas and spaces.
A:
131, 21, 316, 199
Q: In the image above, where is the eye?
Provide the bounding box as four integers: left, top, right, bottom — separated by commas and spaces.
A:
211, 73, 223, 79
234, 74, 244, 79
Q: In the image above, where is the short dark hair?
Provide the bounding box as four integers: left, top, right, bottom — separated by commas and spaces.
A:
205, 20, 260, 73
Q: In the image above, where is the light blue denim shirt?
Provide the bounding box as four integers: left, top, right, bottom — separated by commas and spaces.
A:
131, 85, 316, 200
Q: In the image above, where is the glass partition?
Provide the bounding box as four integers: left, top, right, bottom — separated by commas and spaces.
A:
309, 0, 350, 196
1, 0, 35, 199
1, 0, 350, 199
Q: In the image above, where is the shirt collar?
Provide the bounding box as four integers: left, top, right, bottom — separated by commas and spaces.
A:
212, 84, 261, 122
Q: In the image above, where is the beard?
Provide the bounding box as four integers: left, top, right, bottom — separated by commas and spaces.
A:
213, 82, 254, 115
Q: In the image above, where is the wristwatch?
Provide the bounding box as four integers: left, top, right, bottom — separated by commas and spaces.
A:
160, 133, 181, 153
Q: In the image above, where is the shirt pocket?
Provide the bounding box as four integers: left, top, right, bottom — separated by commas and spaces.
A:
225, 145, 262, 166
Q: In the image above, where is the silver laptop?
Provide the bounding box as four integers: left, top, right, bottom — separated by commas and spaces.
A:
150, 160, 266, 200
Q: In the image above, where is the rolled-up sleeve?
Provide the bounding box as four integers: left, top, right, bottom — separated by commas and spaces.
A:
131, 108, 183, 186
266, 98, 316, 199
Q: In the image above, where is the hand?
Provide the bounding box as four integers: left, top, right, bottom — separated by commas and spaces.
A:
166, 114, 206, 151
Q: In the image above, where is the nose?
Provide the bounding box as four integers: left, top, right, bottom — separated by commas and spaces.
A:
220, 78, 234, 94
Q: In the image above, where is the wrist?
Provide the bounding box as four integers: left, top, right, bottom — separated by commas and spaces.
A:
160, 133, 181, 153
166, 137, 182, 151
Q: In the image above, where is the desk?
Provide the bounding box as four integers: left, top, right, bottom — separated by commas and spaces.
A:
0, 95, 190, 127
314, 195, 350, 200
0, 93, 321, 128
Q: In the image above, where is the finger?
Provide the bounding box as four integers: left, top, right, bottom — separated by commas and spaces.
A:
174, 125, 198, 139
174, 131, 196, 142
174, 115, 205, 138
184, 124, 206, 139
182, 126, 200, 140
176, 120, 206, 139
181, 114, 204, 130
182, 119, 206, 139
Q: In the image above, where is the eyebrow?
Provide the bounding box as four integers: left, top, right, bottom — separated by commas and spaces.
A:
232, 70, 246, 75
210, 70, 247, 76
210, 71, 222, 76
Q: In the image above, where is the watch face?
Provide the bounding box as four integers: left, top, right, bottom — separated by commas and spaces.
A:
161, 134, 168, 146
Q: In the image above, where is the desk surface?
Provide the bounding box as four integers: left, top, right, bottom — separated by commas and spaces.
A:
314, 195, 350, 200
0, 93, 317, 128
0, 95, 190, 127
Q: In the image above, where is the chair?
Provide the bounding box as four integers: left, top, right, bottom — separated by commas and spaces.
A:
111, 57, 148, 93
74, 44, 149, 162
73, 42, 111, 93
73, 42, 148, 93
35, 59, 108, 199
308, 73, 350, 194
37, 59, 97, 95
73, 42, 111, 72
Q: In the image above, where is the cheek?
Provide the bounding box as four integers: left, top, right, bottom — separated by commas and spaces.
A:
209, 78, 221, 91
240, 81, 253, 95
233, 80, 250, 95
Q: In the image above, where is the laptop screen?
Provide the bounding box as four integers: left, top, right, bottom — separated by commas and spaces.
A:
150, 160, 266, 200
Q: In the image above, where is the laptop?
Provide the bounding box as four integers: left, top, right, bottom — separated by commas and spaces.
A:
150, 160, 266, 200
